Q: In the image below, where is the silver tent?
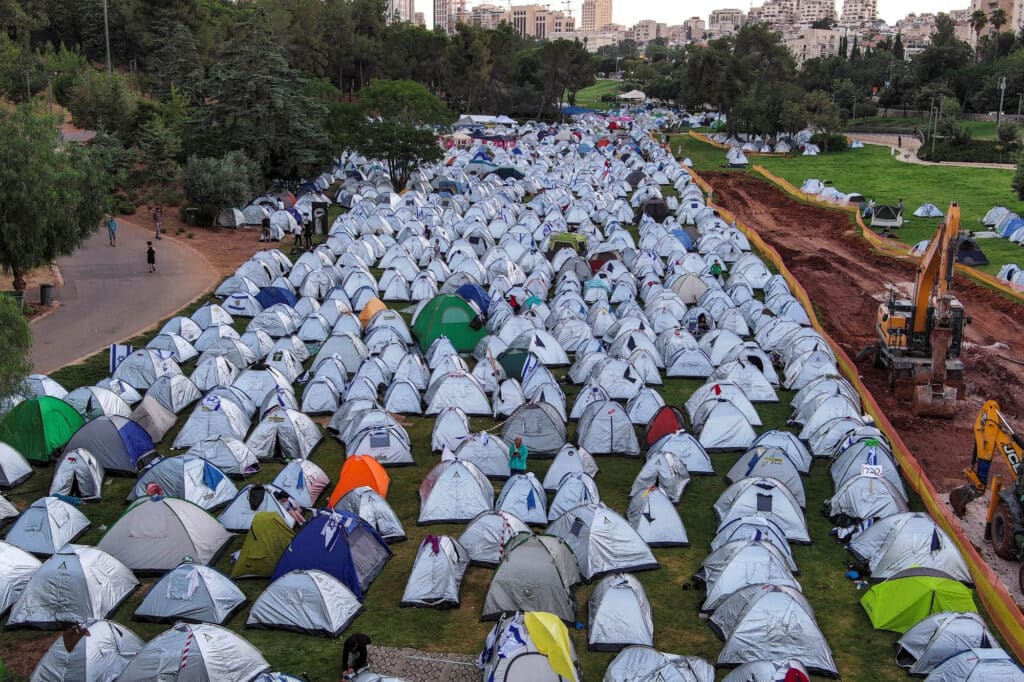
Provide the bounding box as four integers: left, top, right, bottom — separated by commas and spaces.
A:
117, 622, 270, 681
334, 486, 406, 543
400, 535, 469, 608
30, 619, 144, 682
627, 486, 689, 547
588, 574, 654, 651
135, 562, 245, 624
603, 646, 715, 682
458, 510, 531, 567
0, 540, 41, 614
247, 569, 362, 637
897, 612, 997, 675
546, 503, 658, 581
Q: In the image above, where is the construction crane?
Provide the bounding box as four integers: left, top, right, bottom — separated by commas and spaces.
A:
872, 201, 968, 418
949, 400, 1024, 575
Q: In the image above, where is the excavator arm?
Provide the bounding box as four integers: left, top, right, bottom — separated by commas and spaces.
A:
964, 399, 1024, 492
910, 203, 960, 334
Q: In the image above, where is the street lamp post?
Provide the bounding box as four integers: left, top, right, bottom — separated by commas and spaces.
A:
103, 0, 112, 76
996, 76, 1006, 128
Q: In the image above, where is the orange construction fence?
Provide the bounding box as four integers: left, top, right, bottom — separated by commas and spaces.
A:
689, 164, 1024, 662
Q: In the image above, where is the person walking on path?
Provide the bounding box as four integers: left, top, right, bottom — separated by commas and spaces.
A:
508, 437, 528, 473
107, 215, 118, 247
897, 135, 902, 148
146, 241, 156, 273
152, 205, 163, 240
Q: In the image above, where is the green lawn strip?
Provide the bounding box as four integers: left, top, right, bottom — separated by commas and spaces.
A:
847, 116, 998, 140
567, 79, 625, 111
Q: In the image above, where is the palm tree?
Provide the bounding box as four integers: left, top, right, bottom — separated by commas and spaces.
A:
990, 8, 1008, 58
970, 9, 987, 61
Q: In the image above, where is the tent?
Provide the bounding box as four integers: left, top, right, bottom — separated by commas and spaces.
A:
232, 512, 296, 579
412, 295, 485, 352
273, 458, 329, 508
897, 611, 997, 675
458, 510, 532, 567
0, 397, 83, 463
924, 648, 1024, 682
627, 486, 689, 547
630, 451, 689, 502
418, 459, 494, 524
725, 446, 806, 507
246, 407, 322, 461
860, 570, 977, 632
64, 385, 132, 421
721, 660, 809, 682
542, 445, 599, 492
848, 512, 971, 583
697, 402, 756, 451
218, 484, 296, 532
502, 402, 567, 455
604, 647, 715, 682
913, 203, 944, 218
0, 541, 41, 614
647, 432, 714, 475
478, 612, 579, 682
641, 406, 686, 449
870, 204, 903, 229
546, 503, 657, 581
124, 392, 176, 443
7, 545, 138, 628
63, 415, 156, 474
576, 400, 639, 456
482, 533, 580, 622
98, 496, 233, 572
400, 535, 469, 608
496, 472, 549, 525
328, 455, 391, 506
617, 90, 646, 101
117, 623, 270, 682
588, 573, 654, 651
30, 619, 144, 682
187, 436, 261, 476
49, 448, 105, 500
697, 540, 799, 609
548, 473, 600, 521
247, 569, 363, 636
135, 562, 246, 624
129, 456, 236, 510
714, 477, 810, 543
6, 496, 91, 555
333, 486, 406, 543
455, 432, 512, 478
272, 509, 392, 601
956, 236, 989, 266
0, 442, 32, 488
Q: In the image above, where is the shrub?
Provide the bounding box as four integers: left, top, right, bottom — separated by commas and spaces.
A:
810, 132, 849, 152
998, 122, 1019, 145
1014, 155, 1024, 201
853, 101, 878, 118
183, 151, 260, 225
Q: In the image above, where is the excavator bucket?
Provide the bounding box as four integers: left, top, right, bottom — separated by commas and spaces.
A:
912, 383, 958, 419
949, 484, 980, 517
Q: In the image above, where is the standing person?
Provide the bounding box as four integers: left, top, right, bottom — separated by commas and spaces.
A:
508, 436, 528, 473
897, 198, 904, 217
302, 213, 313, 248
709, 260, 723, 279
153, 205, 163, 240
292, 219, 303, 249
897, 135, 902, 149
107, 214, 118, 247
146, 241, 156, 273
260, 217, 271, 242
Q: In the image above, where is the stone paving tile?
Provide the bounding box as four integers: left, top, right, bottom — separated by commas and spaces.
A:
362, 644, 479, 681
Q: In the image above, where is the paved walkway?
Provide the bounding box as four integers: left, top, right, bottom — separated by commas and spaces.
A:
850, 133, 1016, 170
31, 220, 216, 374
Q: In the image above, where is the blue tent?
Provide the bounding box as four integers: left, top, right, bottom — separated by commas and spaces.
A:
296, 182, 318, 197
286, 207, 305, 224
1000, 217, 1024, 238
671, 229, 694, 250
456, 283, 491, 315
257, 286, 298, 309
63, 415, 157, 474
272, 509, 392, 601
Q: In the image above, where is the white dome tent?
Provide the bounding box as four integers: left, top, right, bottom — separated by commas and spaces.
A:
117, 622, 270, 681
247, 569, 362, 637
135, 562, 246, 624
30, 619, 144, 682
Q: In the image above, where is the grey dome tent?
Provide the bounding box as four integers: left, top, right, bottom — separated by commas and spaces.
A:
496, 472, 549, 525
49, 448, 104, 500
63, 415, 157, 474
0, 442, 32, 488
431, 406, 470, 452
714, 477, 811, 543
273, 458, 329, 508
246, 407, 322, 461
135, 562, 246, 624
6, 496, 91, 555
627, 486, 689, 547
7, 545, 138, 628
218, 484, 297, 532
630, 451, 689, 502
247, 569, 362, 637
710, 516, 795, 570
482, 533, 580, 622
129, 393, 178, 444
696, 540, 800, 611
129, 456, 237, 510
648, 431, 714, 475
546, 503, 658, 581
698, 402, 756, 451
148, 374, 202, 414
64, 385, 132, 421
923, 648, 1024, 682
711, 584, 837, 676
721, 660, 810, 682
186, 436, 261, 477
334, 486, 406, 543
603, 647, 715, 682
0, 493, 16, 523
98, 496, 233, 572
502, 402, 567, 456
548, 473, 601, 521
30, 619, 144, 682
459, 510, 531, 567
752, 429, 812, 473
0, 541, 41, 614
347, 426, 414, 466
577, 400, 640, 456
826, 474, 909, 523
454, 432, 511, 478
725, 446, 806, 507
848, 512, 971, 583
588, 573, 654, 651
173, 393, 251, 450
117, 622, 270, 682
897, 612, 997, 675
542, 445, 599, 492
418, 459, 493, 524
400, 534, 469, 608
111, 349, 182, 390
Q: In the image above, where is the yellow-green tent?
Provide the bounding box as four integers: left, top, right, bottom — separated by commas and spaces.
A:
861, 572, 976, 633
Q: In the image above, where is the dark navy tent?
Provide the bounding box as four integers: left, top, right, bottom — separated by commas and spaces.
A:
272, 509, 392, 601
63, 415, 157, 474
296, 182, 317, 196
257, 286, 298, 309
456, 283, 491, 315
956, 237, 989, 266
671, 229, 694, 250
285, 207, 304, 224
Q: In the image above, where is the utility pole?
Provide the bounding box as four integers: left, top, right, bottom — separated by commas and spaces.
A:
931, 106, 937, 158
103, 0, 112, 76
25, 71, 30, 101
996, 76, 1006, 128
1017, 92, 1023, 123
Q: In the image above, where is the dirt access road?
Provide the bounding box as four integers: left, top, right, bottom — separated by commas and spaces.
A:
706, 172, 1024, 601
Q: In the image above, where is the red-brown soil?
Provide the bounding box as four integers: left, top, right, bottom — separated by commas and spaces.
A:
705, 172, 1024, 492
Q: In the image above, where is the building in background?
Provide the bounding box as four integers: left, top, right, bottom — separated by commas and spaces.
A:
708, 8, 747, 37
784, 26, 843, 63
433, 0, 467, 34
581, 0, 614, 32
683, 16, 707, 41
839, 0, 877, 25
798, 0, 837, 23
467, 3, 511, 29
414, 11, 426, 25
386, 0, 416, 22
511, 4, 576, 38
626, 19, 669, 44
749, 0, 798, 26
556, 29, 625, 51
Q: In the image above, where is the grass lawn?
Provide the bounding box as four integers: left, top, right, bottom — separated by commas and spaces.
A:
568, 79, 625, 111
0, 206, 975, 682
847, 116, 1000, 140
671, 134, 1024, 276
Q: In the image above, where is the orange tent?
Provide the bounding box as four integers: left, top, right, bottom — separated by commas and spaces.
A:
328, 454, 390, 507
358, 297, 387, 327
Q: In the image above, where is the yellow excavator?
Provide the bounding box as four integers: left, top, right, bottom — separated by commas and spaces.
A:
873, 202, 968, 418
949, 400, 1024, 587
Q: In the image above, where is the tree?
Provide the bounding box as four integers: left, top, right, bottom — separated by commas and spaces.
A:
183, 151, 261, 224
67, 70, 140, 140
444, 27, 493, 112
349, 120, 442, 188
0, 106, 113, 290
1014, 154, 1024, 200
804, 90, 843, 147
970, 10, 987, 61
989, 8, 1008, 58
359, 79, 452, 125
147, 22, 203, 102
135, 115, 182, 205
0, 294, 32, 400
893, 33, 904, 61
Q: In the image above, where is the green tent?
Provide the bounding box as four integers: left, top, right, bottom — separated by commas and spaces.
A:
498, 349, 538, 379
0, 396, 84, 464
547, 233, 587, 255
231, 512, 296, 579
861, 571, 977, 633
412, 294, 485, 353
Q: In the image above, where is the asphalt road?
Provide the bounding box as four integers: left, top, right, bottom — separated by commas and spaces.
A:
31, 220, 215, 374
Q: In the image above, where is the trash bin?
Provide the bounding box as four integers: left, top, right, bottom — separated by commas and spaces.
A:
40, 283, 53, 306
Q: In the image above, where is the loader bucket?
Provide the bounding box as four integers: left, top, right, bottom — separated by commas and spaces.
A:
949, 485, 979, 517
913, 383, 957, 419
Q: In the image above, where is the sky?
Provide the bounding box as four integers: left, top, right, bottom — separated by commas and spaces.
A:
420, 0, 971, 30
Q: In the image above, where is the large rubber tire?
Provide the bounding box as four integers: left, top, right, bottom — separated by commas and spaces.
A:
991, 502, 1019, 560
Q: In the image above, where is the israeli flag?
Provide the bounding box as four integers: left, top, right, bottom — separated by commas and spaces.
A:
109, 344, 133, 373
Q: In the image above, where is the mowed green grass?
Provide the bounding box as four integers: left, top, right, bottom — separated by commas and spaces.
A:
847, 116, 1000, 140
568, 79, 625, 111
672, 135, 1024, 276
0, 223, 966, 682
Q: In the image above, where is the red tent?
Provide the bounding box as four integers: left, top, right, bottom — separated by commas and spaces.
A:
642, 406, 687, 448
